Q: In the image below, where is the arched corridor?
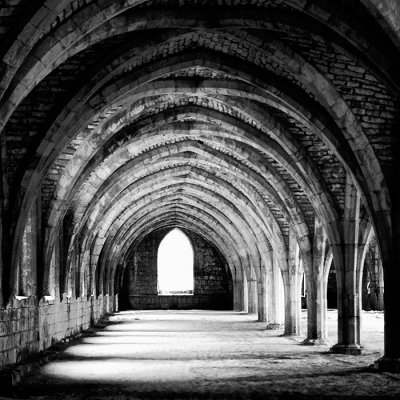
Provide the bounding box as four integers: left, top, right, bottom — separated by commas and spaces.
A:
1, 0, 400, 396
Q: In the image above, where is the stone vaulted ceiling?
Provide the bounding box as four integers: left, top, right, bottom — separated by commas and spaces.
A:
0, 0, 399, 300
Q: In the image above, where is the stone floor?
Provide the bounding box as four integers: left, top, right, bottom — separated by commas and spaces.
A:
3, 309, 399, 399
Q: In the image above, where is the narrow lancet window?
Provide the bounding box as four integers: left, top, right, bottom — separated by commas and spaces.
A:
157, 228, 194, 295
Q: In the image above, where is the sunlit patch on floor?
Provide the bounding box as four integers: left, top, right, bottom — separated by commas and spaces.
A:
10, 310, 395, 399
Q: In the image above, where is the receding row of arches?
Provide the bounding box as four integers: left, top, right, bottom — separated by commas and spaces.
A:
0, 0, 398, 374
125, 228, 383, 314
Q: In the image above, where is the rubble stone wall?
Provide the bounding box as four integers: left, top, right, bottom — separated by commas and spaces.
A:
0, 295, 115, 367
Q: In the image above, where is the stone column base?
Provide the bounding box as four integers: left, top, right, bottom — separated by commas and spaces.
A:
330, 343, 362, 355
266, 323, 283, 330
374, 356, 400, 372
302, 337, 329, 346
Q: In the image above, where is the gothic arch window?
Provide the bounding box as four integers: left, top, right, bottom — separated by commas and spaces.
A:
157, 229, 194, 295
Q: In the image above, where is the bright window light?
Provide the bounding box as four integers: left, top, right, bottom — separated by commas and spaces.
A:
157, 229, 194, 295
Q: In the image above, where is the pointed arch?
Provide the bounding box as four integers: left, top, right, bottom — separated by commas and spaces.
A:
157, 229, 194, 295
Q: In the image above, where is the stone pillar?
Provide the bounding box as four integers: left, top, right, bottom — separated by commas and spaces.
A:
266, 251, 283, 329
257, 275, 268, 322
242, 271, 249, 313
90, 292, 96, 325
16, 200, 38, 298
331, 175, 361, 355
283, 231, 301, 336
283, 270, 301, 335
247, 279, 257, 313
247, 267, 258, 314
53, 240, 61, 299
375, 246, 400, 371
304, 276, 328, 344
303, 217, 328, 345
47, 247, 57, 298
233, 279, 244, 311
114, 294, 119, 312
233, 265, 246, 311
105, 293, 110, 313
374, 155, 400, 371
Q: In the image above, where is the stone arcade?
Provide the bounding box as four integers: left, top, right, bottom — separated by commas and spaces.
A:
0, 0, 399, 396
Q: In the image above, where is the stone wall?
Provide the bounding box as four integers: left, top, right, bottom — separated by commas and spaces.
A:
124, 229, 233, 310
0, 295, 115, 368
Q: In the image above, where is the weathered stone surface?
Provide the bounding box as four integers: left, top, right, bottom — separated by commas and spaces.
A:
0, 0, 399, 379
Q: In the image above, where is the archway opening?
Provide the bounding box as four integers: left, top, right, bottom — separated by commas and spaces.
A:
327, 262, 337, 309
157, 228, 194, 295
